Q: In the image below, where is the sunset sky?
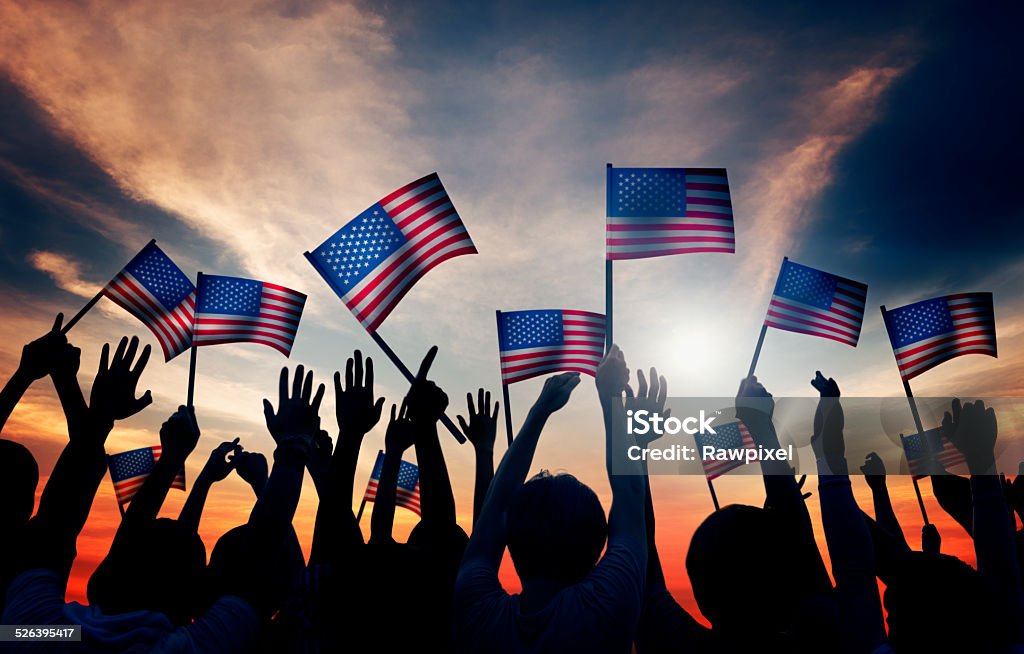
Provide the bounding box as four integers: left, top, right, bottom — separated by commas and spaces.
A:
0, 0, 1022, 619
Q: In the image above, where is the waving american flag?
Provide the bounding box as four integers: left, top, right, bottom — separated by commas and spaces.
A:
498, 309, 605, 384
305, 173, 477, 332
764, 259, 868, 347
694, 421, 756, 480
902, 428, 968, 479
194, 274, 306, 356
108, 445, 185, 506
363, 450, 421, 516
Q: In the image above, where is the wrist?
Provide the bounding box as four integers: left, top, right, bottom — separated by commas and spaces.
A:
10, 366, 34, 389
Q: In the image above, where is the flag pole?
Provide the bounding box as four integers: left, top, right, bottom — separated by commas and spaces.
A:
883, 304, 931, 524
899, 433, 930, 525
746, 256, 787, 378
605, 163, 614, 353
495, 311, 514, 446
62, 239, 157, 334
186, 272, 202, 407
706, 477, 721, 511
367, 330, 467, 444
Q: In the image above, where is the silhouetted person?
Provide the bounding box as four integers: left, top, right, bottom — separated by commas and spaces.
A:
454, 345, 648, 653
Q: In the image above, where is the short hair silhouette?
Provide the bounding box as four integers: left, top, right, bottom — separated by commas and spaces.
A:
506, 471, 607, 584
687, 505, 808, 634
88, 518, 206, 626
0, 439, 38, 526
884, 552, 998, 654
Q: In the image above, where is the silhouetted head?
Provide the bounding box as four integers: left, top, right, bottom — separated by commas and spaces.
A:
88, 518, 206, 625
885, 552, 997, 654
0, 439, 38, 528
506, 471, 607, 585
207, 524, 303, 619
687, 505, 809, 634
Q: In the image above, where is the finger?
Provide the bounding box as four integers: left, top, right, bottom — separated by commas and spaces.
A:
293, 365, 305, 399
113, 336, 128, 367
399, 397, 409, 420
457, 415, 470, 436
334, 371, 342, 400
131, 390, 153, 414
354, 350, 364, 388
951, 398, 962, 423
566, 374, 581, 391
466, 392, 476, 417
345, 356, 354, 391
365, 355, 374, 390
657, 375, 667, 407
373, 397, 385, 419
52, 313, 64, 333
389, 403, 397, 424
416, 345, 438, 381
485, 390, 491, 413
302, 370, 314, 402
636, 368, 648, 399
263, 398, 275, 423
625, 384, 635, 399
99, 342, 110, 374
278, 367, 288, 403
492, 401, 500, 421
124, 336, 139, 368
478, 388, 485, 415
312, 383, 325, 412
131, 344, 151, 378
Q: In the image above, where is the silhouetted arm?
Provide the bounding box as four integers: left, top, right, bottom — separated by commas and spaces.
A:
122, 406, 199, 531
0, 314, 68, 433
370, 402, 415, 544
179, 439, 241, 533
458, 389, 499, 525
406, 347, 457, 529
931, 473, 974, 536
860, 452, 910, 551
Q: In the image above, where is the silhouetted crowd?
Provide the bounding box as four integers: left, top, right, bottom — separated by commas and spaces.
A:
1, 316, 1022, 653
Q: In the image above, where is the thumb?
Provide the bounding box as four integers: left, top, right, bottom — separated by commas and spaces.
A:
457, 415, 470, 437
132, 390, 153, 413
263, 398, 275, 423
373, 397, 385, 417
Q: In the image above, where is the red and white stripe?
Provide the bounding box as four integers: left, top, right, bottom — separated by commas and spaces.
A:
908, 433, 968, 479
500, 310, 606, 384
363, 480, 422, 515
700, 422, 756, 480
103, 273, 195, 361
194, 282, 306, 356
765, 278, 867, 347
606, 169, 735, 260
894, 293, 997, 381
111, 446, 186, 505
342, 173, 477, 331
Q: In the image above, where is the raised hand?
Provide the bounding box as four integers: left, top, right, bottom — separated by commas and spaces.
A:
941, 398, 998, 474
861, 452, 887, 491
458, 388, 499, 452
263, 365, 325, 443
405, 346, 449, 425
595, 344, 629, 400
334, 350, 384, 440
536, 372, 581, 414
18, 314, 69, 381
307, 429, 334, 492
201, 438, 242, 482
626, 367, 669, 448
735, 374, 775, 422
810, 372, 845, 470
89, 336, 153, 426
385, 400, 416, 453
234, 450, 269, 495
160, 405, 201, 464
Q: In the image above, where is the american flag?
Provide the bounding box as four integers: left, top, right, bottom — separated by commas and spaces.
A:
694, 421, 756, 480
764, 259, 868, 347
883, 292, 996, 381
305, 173, 477, 332
606, 167, 734, 260
102, 241, 195, 361
363, 450, 421, 516
498, 309, 606, 384
193, 274, 306, 356
108, 445, 185, 505
902, 428, 968, 479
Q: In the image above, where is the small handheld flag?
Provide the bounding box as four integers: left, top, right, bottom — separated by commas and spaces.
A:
497, 309, 606, 384
63, 240, 196, 361
108, 445, 185, 506
193, 273, 306, 356
901, 428, 968, 479
882, 292, 996, 382
362, 450, 421, 516
764, 259, 868, 347
694, 420, 756, 481
305, 172, 476, 332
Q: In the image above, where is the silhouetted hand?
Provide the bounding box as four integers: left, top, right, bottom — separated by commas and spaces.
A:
334, 350, 385, 440
201, 438, 242, 482
735, 375, 774, 423
263, 365, 325, 443
625, 367, 669, 448
810, 372, 845, 469
160, 405, 201, 464
535, 372, 581, 414
18, 314, 69, 381
941, 398, 998, 474
922, 523, 941, 556
307, 429, 334, 489
235, 451, 269, 493
89, 336, 153, 427
405, 346, 449, 425
50, 340, 81, 385
595, 344, 629, 400
385, 400, 416, 453
861, 452, 887, 491
458, 388, 499, 452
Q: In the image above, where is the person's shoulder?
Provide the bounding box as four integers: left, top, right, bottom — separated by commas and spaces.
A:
2, 568, 65, 624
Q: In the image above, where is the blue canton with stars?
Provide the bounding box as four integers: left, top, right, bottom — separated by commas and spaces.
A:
773, 260, 837, 309
695, 421, 746, 451
124, 243, 194, 310
608, 168, 686, 217
370, 452, 419, 490
108, 447, 156, 482
886, 298, 954, 348
197, 275, 263, 316
500, 310, 564, 351
903, 428, 944, 461
312, 203, 407, 292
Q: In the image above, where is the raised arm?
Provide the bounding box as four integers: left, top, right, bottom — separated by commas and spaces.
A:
406, 347, 457, 529
860, 452, 910, 551
0, 314, 69, 433
458, 388, 499, 525
178, 438, 241, 533
369, 401, 416, 545
461, 372, 580, 567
